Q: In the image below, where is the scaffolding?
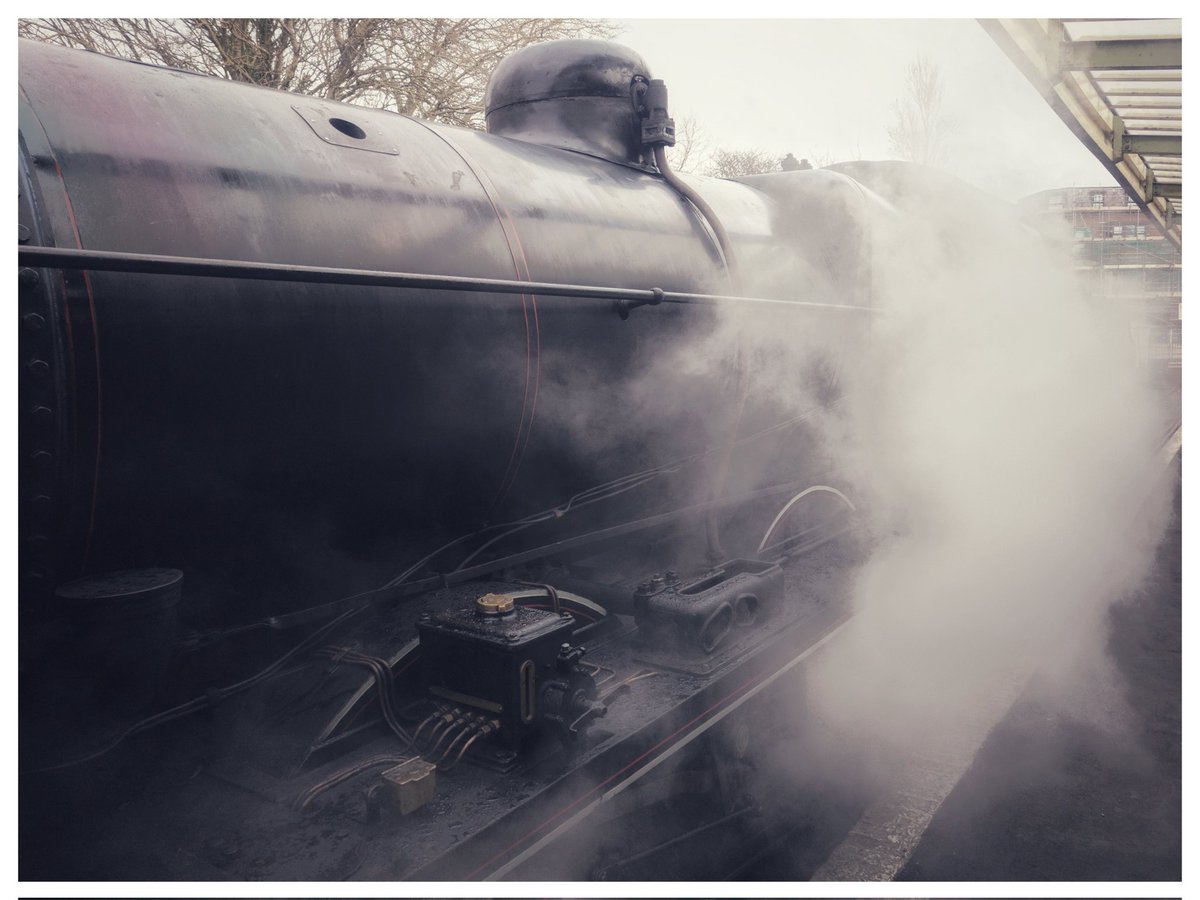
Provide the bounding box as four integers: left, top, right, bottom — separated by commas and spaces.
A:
981, 19, 1182, 250
1021, 185, 1181, 368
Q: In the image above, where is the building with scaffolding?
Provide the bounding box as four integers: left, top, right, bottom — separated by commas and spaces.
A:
1020, 185, 1181, 369
985, 18, 1181, 373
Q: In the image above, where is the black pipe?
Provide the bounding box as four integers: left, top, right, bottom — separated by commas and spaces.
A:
652, 143, 738, 280
16, 246, 873, 315
539, 572, 637, 616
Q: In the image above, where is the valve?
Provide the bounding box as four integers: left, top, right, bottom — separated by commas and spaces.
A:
540, 643, 607, 746
638, 78, 675, 148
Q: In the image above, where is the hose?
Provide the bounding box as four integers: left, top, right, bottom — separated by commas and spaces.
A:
514, 579, 561, 615
423, 712, 457, 751
443, 720, 499, 772
756, 485, 857, 554
442, 726, 489, 772
437, 723, 477, 765
318, 646, 414, 745
411, 710, 442, 747
24, 605, 365, 774
294, 753, 412, 811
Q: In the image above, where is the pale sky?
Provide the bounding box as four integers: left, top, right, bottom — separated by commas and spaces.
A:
10, 15, 1135, 202
612, 18, 1117, 201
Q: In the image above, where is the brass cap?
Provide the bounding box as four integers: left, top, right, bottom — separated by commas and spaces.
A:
475, 592, 515, 616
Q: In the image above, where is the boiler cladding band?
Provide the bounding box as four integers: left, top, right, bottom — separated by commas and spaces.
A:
18, 246, 875, 315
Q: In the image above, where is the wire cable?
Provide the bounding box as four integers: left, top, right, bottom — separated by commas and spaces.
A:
514, 579, 561, 615
411, 709, 443, 748
384, 399, 838, 589
318, 647, 414, 745
293, 753, 412, 811
24, 606, 365, 775
441, 720, 496, 777
436, 723, 477, 765
756, 485, 856, 554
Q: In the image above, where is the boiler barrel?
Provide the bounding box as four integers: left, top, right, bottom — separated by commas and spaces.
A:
18, 41, 753, 622
18, 39, 871, 626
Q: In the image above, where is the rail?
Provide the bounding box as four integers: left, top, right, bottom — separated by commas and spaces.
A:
17, 246, 876, 316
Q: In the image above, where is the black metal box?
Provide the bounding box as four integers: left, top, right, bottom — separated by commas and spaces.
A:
417, 602, 575, 744
633, 559, 783, 655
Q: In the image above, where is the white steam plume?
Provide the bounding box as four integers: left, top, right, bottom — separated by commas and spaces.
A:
795, 166, 1174, 756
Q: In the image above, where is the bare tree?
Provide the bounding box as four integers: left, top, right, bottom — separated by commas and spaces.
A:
369, 19, 619, 126
704, 147, 779, 178
667, 114, 708, 174
887, 54, 951, 167
17, 18, 618, 128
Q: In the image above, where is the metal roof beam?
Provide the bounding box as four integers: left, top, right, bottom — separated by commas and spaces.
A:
1067, 31, 1182, 42
1092, 70, 1182, 81
1060, 38, 1182, 70
1116, 113, 1183, 122
1107, 98, 1182, 108
1110, 114, 1181, 161
1117, 116, 1181, 127
1143, 167, 1183, 201
1136, 173, 1184, 218
1104, 89, 1187, 98
1123, 133, 1182, 157
1112, 113, 1181, 122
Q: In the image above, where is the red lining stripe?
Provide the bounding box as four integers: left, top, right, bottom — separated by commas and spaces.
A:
492, 205, 540, 507
52, 157, 102, 570
403, 119, 541, 513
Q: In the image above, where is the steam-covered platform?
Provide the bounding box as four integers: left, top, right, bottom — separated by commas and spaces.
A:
743, 452, 1182, 882
896, 458, 1181, 881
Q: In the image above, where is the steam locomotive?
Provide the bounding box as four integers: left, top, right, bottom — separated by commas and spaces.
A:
20, 37, 889, 879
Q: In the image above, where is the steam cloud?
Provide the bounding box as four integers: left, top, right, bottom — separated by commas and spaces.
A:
729, 166, 1174, 764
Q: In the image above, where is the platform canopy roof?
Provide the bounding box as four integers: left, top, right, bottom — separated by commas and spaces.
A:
980, 18, 1181, 248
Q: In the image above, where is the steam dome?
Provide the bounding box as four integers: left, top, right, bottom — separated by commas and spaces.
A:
484, 39, 653, 166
